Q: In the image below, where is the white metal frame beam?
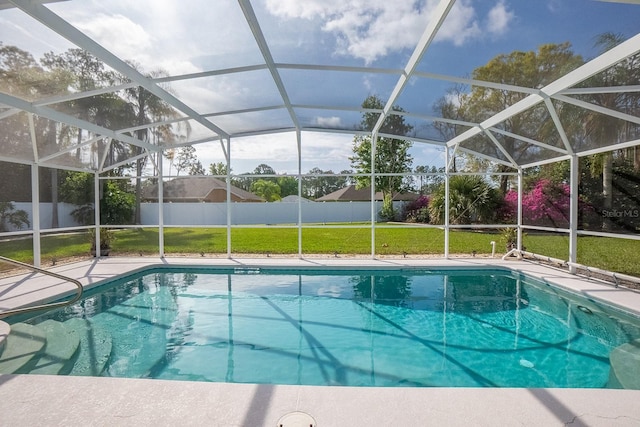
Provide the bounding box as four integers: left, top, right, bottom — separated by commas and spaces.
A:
414, 71, 541, 95
447, 32, 640, 160
554, 93, 640, 125
237, 0, 300, 130
489, 127, 569, 155
0, 91, 155, 153
371, 0, 456, 136
483, 129, 518, 167
9, 0, 229, 139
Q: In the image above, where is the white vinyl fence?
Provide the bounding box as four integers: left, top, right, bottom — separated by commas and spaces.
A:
5, 201, 407, 230
141, 201, 394, 225
9, 202, 82, 231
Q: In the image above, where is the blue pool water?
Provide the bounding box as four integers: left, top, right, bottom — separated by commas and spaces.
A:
17, 267, 640, 388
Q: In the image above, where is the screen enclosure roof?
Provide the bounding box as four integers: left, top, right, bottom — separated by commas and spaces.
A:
1, 0, 640, 173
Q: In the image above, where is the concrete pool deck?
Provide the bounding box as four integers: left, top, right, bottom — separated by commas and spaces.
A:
1, 256, 640, 426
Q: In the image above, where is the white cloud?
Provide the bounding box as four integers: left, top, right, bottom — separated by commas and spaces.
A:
315, 116, 342, 127
486, 1, 514, 35
264, 0, 514, 63
412, 144, 446, 168
434, 0, 481, 46
194, 131, 355, 174
74, 13, 152, 62
362, 75, 373, 92
58, 0, 259, 77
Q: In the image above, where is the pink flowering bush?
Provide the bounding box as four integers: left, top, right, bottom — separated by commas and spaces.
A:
403, 195, 430, 223
501, 179, 571, 228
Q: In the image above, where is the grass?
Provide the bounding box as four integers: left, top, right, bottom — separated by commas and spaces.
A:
0, 225, 638, 277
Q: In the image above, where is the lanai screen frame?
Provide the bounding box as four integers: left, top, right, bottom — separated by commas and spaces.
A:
0, 0, 639, 274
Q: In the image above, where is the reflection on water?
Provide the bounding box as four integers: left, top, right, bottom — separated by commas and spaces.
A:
352, 270, 527, 313
351, 274, 413, 307
13, 268, 640, 389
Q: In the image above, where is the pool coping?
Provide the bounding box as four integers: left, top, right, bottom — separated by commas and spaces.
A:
1, 256, 640, 426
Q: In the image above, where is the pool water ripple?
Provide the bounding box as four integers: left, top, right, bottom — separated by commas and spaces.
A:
18, 268, 640, 388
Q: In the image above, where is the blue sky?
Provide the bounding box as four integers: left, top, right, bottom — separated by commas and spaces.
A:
1, 0, 639, 174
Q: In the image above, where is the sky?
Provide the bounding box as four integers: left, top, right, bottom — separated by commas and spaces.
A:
1, 0, 639, 175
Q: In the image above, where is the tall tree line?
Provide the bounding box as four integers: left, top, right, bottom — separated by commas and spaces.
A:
0, 44, 188, 225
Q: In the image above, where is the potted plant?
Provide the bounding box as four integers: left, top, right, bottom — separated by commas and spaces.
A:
88, 227, 115, 257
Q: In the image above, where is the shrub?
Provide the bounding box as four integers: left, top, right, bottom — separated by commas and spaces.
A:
100, 181, 135, 225
404, 195, 430, 223
501, 179, 572, 228
429, 176, 502, 225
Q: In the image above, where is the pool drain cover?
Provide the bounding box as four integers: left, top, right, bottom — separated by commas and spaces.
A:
276, 411, 316, 427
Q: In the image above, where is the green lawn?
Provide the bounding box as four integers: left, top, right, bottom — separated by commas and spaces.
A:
0, 226, 638, 277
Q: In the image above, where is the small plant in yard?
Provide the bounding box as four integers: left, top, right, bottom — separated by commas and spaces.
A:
88, 227, 116, 256
500, 227, 518, 251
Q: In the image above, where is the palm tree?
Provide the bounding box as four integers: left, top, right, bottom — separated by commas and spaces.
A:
41, 48, 118, 227
120, 63, 187, 224
429, 175, 502, 225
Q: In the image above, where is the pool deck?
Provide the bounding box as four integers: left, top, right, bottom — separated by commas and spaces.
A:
1, 256, 640, 426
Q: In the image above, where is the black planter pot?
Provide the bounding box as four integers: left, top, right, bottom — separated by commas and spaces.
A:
90, 248, 111, 257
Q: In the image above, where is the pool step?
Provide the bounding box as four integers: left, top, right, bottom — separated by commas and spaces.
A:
65, 318, 113, 377
608, 338, 640, 389
0, 319, 114, 378
0, 323, 47, 374
0, 321, 9, 354
27, 319, 81, 375
98, 285, 177, 377
0, 286, 174, 379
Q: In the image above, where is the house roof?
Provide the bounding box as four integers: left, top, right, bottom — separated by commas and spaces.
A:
279, 195, 314, 203
144, 176, 262, 202
316, 185, 418, 202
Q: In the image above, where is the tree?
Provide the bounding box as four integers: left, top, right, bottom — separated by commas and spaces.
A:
350, 95, 413, 220
100, 180, 135, 225
429, 175, 502, 225
253, 163, 276, 178
209, 162, 229, 176
41, 48, 127, 228
302, 167, 350, 199
434, 43, 584, 193
277, 176, 298, 198
2, 45, 75, 228
413, 165, 444, 195
233, 163, 277, 192
251, 179, 280, 202
60, 171, 94, 225
41, 48, 118, 155
579, 33, 640, 230
119, 63, 186, 224
59, 171, 142, 226
189, 160, 206, 176
174, 146, 198, 176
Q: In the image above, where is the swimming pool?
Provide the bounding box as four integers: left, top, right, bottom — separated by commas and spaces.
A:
6, 266, 640, 388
